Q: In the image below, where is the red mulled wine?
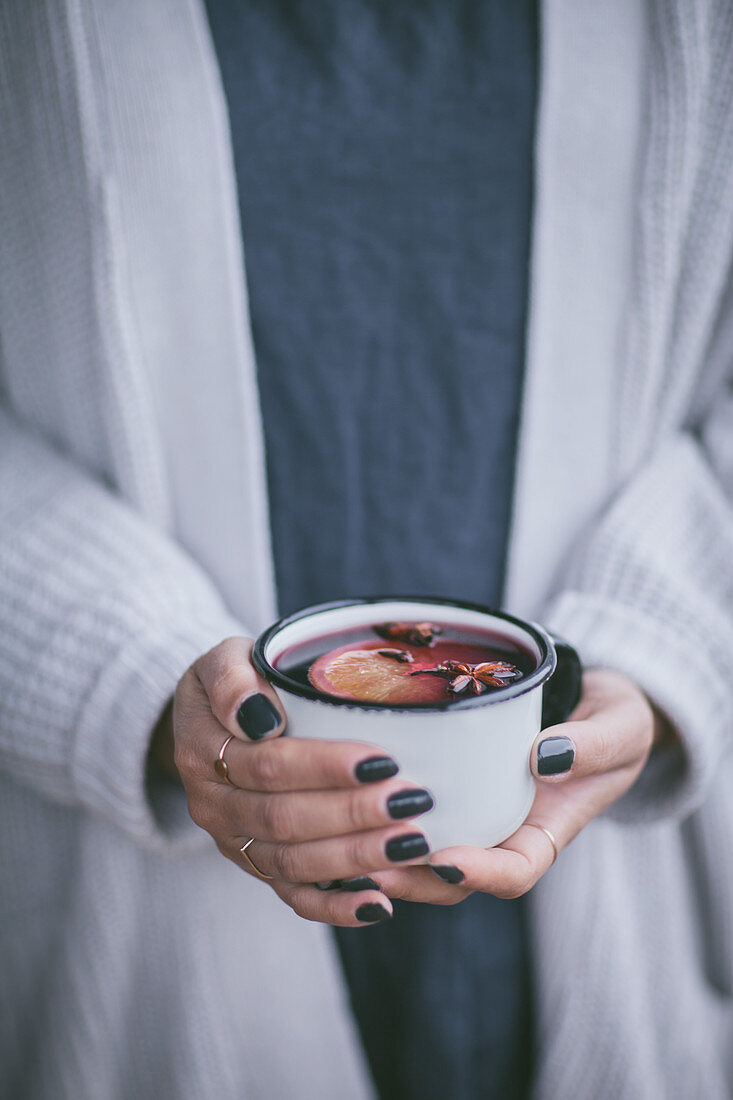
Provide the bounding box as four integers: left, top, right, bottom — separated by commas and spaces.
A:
274, 620, 535, 705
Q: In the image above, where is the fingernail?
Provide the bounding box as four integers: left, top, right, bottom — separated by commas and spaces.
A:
387, 788, 434, 820
314, 881, 340, 891
537, 736, 575, 776
339, 876, 381, 893
236, 694, 281, 741
355, 755, 399, 783
356, 902, 392, 923
429, 864, 464, 885
385, 832, 429, 862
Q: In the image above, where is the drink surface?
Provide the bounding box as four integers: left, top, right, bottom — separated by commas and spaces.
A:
274, 621, 534, 705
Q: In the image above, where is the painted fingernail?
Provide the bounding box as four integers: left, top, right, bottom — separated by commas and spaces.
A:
356, 902, 392, 923
355, 755, 399, 783
429, 864, 464, 885
385, 832, 429, 862
537, 736, 575, 776
387, 788, 434, 820
236, 694, 281, 741
314, 881, 340, 891
340, 876, 381, 893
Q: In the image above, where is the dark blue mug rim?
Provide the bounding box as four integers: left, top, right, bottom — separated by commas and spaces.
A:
252, 596, 557, 713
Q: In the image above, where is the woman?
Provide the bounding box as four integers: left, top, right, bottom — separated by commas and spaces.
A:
1, 2, 732, 1098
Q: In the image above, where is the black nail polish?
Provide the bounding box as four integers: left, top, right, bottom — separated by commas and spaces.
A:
355, 755, 399, 783
387, 788, 434, 820
430, 864, 465, 885
340, 876, 380, 893
385, 832, 429, 862
314, 881, 340, 891
356, 903, 391, 923
537, 735, 575, 776
236, 694, 281, 741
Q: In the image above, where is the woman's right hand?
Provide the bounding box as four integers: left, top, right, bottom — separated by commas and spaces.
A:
170, 637, 436, 926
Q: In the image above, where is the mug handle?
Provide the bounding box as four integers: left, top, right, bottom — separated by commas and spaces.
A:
541, 634, 583, 729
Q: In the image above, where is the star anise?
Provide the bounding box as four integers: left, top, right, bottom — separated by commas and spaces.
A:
410, 658, 519, 695
377, 648, 415, 663
374, 621, 443, 647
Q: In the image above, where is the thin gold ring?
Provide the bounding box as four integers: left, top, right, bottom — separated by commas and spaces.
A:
214, 734, 237, 787
525, 821, 559, 866
239, 837, 274, 881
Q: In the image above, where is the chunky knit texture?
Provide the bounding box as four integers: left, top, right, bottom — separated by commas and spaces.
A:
1, 2, 733, 1099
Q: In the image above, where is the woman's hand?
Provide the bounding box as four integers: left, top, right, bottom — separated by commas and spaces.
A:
169, 637, 435, 926
368, 668, 670, 906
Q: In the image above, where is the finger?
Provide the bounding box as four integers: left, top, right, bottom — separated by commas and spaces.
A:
226, 824, 430, 883
221, 779, 434, 844
216, 842, 393, 924
275, 881, 393, 927
429, 823, 558, 900
175, 676, 401, 792
315, 876, 383, 893
194, 636, 285, 742
221, 734, 400, 792
531, 691, 654, 783
374, 866, 472, 906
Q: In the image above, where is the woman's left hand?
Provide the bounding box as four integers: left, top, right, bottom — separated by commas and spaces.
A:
367, 668, 671, 905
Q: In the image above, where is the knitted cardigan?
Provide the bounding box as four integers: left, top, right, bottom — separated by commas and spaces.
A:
1, 1, 732, 1098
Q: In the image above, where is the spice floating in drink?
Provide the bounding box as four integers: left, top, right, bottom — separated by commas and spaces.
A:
409, 658, 520, 696
377, 648, 415, 663
373, 621, 443, 646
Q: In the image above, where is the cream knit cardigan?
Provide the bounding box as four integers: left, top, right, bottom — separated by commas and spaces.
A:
2, 1, 733, 1098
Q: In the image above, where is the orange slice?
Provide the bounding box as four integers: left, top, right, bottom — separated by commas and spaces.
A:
308, 647, 447, 704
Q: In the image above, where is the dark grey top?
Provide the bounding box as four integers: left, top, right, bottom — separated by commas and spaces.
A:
205, 1, 537, 1096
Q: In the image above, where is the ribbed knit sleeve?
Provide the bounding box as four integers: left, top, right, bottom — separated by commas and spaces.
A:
545, 424, 733, 824
0, 409, 246, 850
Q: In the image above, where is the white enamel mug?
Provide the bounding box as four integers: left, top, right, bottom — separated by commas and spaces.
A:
253, 598, 581, 851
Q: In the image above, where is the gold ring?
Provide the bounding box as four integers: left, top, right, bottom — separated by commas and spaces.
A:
525, 821, 559, 865
239, 837, 274, 881
214, 734, 236, 787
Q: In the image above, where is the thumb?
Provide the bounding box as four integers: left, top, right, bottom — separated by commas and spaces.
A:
529, 723, 578, 783
194, 636, 286, 742
530, 669, 659, 783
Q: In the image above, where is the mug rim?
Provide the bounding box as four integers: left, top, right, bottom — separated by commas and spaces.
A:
252, 596, 557, 713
